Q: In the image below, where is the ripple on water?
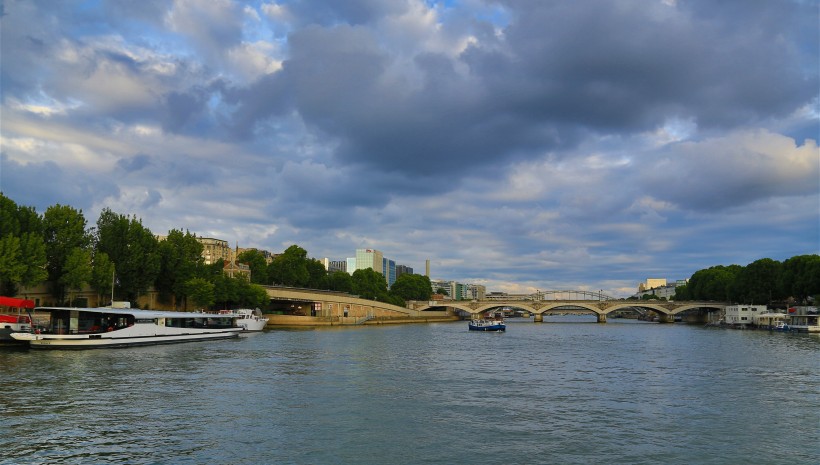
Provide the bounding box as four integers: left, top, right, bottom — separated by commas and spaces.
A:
1, 323, 818, 465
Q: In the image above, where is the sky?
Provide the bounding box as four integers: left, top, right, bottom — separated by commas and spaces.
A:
1, 0, 818, 297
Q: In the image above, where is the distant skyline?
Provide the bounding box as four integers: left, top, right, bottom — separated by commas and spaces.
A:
1, 0, 818, 297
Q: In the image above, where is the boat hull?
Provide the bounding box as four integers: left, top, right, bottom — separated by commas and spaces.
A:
219, 309, 268, 331
11, 329, 240, 349
468, 322, 506, 331
0, 321, 31, 345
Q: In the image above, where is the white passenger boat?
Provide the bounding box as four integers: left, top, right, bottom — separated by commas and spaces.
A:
218, 308, 268, 331
10, 306, 243, 349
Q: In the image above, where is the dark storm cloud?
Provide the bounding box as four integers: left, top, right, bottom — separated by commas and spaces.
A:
0, 154, 119, 213
0, 0, 816, 296
116, 154, 152, 173
226, 0, 817, 187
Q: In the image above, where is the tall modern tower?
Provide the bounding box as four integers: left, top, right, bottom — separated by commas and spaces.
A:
354, 249, 384, 274
425, 259, 430, 277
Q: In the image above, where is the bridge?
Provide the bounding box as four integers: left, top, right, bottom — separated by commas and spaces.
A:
261, 286, 726, 325
408, 298, 727, 323
261, 285, 454, 326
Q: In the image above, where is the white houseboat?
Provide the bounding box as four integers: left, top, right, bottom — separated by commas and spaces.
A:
11, 306, 243, 349
787, 307, 820, 333
217, 308, 268, 331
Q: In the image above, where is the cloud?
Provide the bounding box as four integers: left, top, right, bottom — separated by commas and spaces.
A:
642, 130, 818, 210
0, 0, 817, 297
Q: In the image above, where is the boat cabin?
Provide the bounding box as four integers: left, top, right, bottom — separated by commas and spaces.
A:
34, 307, 236, 335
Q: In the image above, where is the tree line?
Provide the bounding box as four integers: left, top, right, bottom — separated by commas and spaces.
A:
672, 255, 820, 305
237, 244, 433, 305
0, 194, 432, 310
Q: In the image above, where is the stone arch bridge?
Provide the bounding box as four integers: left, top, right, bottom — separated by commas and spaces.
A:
407, 299, 727, 323
261, 285, 725, 325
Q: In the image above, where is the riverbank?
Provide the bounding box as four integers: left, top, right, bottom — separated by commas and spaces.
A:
264, 314, 459, 326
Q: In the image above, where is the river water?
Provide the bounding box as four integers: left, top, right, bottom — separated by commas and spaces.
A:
1, 316, 818, 465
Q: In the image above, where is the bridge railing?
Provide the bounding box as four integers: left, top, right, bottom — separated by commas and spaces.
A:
485, 290, 618, 301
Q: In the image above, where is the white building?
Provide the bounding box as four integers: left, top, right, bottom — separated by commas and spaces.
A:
724, 305, 767, 326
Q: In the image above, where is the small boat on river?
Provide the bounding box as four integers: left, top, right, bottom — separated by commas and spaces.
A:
10, 306, 243, 349
468, 317, 506, 332
217, 308, 268, 331
770, 321, 791, 332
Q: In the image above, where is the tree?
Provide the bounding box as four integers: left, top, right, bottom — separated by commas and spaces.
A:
325, 271, 353, 293
236, 249, 269, 285
268, 245, 310, 286
390, 273, 432, 302
212, 273, 237, 309
305, 258, 328, 289
779, 254, 820, 303
60, 247, 92, 306
244, 283, 269, 308
43, 204, 90, 302
95, 209, 160, 302
687, 265, 741, 301
733, 258, 782, 304
0, 235, 25, 295
351, 268, 387, 300
672, 283, 690, 301
0, 193, 20, 237
15, 232, 48, 297
0, 195, 47, 295
232, 278, 269, 308
91, 251, 115, 305
185, 277, 215, 310
156, 229, 204, 308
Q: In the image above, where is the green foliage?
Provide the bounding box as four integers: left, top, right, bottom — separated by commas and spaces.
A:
686, 265, 742, 301
305, 258, 328, 289
156, 229, 205, 307
390, 273, 432, 302
208, 274, 267, 309
237, 249, 269, 284
733, 258, 783, 304
0, 193, 20, 237
43, 204, 90, 301
325, 271, 353, 293
244, 283, 270, 308
268, 245, 310, 286
60, 247, 92, 306
671, 283, 689, 300
185, 277, 215, 309
95, 209, 160, 302
18, 233, 48, 287
680, 255, 820, 304
381, 292, 406, 306
351, 268, 387, 300
779, 255, 820, 302
91, 251, 115, 304
0, 235, 25, 295
0, 195, 48, 295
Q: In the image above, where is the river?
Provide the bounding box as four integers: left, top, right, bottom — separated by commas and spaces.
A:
1, 316, 818, 464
